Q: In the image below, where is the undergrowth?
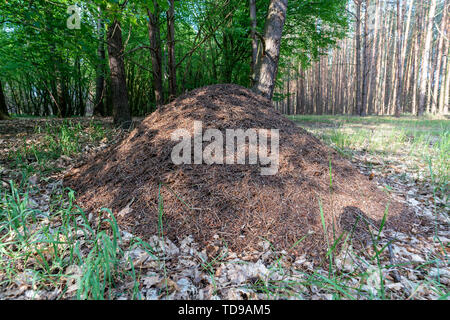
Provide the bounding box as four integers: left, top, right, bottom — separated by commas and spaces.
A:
0, 182, 148, 299
292, 115, 449, 199
7, 119, 112, 177
0, 117, 448, 300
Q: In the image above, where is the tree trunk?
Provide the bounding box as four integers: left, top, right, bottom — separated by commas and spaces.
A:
323, 57, 329, 114
432, 0, 447, 114
148, 3, 164, 106
107, 19, 132, 129
76, 56, 85, 116
394, 0, 403, 117
426, 44, 435, 113
386, 8, 396, 114
411, 32, 420, 114
316, 59, 321, 115
250, 0, 258, 86
377, 4, 390, 114
361, 0, 369, 116
439, 1, 449, 114
412, 2, 424, 115
51, 51, 67, 117
442, 54, 450, 115
418, 0, 437, 116
56, 73, 67, 117
297, 64, 305, 114
400, 0, 413, 109
354, 0, 362, 115
94, 7, 106, 116
252, 0, 288, 100
166, 0, 177, 102
367, 0, 380, 115
0, 80, 9, 120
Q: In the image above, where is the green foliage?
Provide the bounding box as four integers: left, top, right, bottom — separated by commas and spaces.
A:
0, 0, 349, 116
282, 0, 348, 67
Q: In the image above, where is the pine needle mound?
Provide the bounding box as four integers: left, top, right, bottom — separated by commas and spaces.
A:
65, 84, 413, 259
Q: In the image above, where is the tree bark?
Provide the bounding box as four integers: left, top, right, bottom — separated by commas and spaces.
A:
316, 60, 319, 114
432, 0, 447, 114
166, 0, 177, 102
107, 19, 132, 129
439, 1, 449, 114
386, 8, 396, 114
418, 0, 437, 116
148, 3, 164, 106
400, 0, 413, 108
0, 80, 10, 120
354, 0, 362, 115
250, 0, 258, 86
94, 7, 106, 116
56, 71, 67, 117
252, 0, 288, 100
442, 52, 450, 115
367, 0, 380, 115
394, 0, 403, 117
361, 0, 369, 116
286, 64, 290, 115
412, 2, 425, 115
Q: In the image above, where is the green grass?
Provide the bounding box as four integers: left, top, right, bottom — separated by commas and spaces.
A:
0, 180, 161, 300
7, 119, 113, 178
0, 119, 150, 300
288, 114, 450, 130
291, 115, 449, 198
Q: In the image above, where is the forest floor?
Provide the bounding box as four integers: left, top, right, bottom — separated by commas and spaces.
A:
0, 115, 448, 300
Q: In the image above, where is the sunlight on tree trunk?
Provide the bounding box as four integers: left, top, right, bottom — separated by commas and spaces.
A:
252, 0, 288, 100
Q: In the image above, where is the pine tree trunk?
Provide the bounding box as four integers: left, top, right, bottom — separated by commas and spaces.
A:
439, 1, 449, 114
443, 57, 450, 115
418, 0, 437, 116
324, 57, 329, 114
384, 8, 396, 115
316, 62, 320, 114
297, 64, 304, 114
286, 65, 290, 115
399, 0, 413, 109
432, 0, 447, 114
361, 0, 369, 116
367, 0, 380, 115
394, 0, 403, 117
426, 46, 436, 114
354, 0, 362, 115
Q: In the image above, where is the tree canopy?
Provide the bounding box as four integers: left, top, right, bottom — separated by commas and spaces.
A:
0, 0, 349, 118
